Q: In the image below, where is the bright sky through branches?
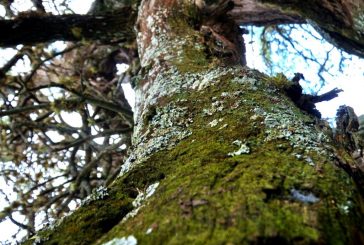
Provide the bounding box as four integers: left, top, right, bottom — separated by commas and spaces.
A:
244, 25, 364, 120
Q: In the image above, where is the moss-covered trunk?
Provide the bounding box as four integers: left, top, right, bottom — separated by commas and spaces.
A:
25, 0, 364, 244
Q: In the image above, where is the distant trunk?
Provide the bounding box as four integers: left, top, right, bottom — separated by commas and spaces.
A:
24, 0, 364, 244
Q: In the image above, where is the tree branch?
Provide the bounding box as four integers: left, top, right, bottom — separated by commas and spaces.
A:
311, 88, 343, 103
0, 48, 26, 79
0, 8, 136, 47
52, 128, 132, 152
0, 95, 133, 121
0, 102, 51, 117
259, 0, 364, 58
231, 0, 305, 25
28, 83, 134, 120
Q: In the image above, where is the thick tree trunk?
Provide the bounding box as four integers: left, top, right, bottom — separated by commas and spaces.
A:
23, 0, 364, 244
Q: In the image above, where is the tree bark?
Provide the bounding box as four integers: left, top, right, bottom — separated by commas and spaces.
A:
22, 0, 364, 244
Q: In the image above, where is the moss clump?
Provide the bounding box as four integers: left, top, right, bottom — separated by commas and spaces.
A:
265, 72, 293, 90
99, 138, 362, 244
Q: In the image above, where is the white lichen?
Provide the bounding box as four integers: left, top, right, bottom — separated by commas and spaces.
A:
305, 156, 315, 166
81, 186, 109, 206
146, 227, 153, 234
228, 141, 250, 156
102, 236, 137, 245
30, 234, 49, 245
261, 105, 332, 158
122, 100, 193, 175
338, 200, 352, 214
232, 140, 242, 146
218, 123, 228, 130
290, 189, 319, 204
133, 182, 160, 207
122, 207, 141, 222
203, 99, 225, 116
209, 119, 219, 127
124, 66, 260, 177
122, 182, 160, 223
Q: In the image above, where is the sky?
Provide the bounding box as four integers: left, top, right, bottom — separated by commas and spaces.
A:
244, 26, 364, 119
0, 0, 363, 243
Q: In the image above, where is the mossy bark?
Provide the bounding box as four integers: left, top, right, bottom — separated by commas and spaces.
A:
24, 0, 364, 244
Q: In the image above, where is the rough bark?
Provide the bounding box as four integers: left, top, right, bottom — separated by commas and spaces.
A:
22, 0, 364, 244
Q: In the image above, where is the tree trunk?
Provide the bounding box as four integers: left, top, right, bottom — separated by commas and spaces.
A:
24, 0, 364, 244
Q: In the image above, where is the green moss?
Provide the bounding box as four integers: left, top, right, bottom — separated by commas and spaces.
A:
265, 72, 292, 90
165, 8, 224, 74
171, 43, 210, 73
95, 71, 364, 244
22, 187, 136, 245
24, 68, 363, 244
40, 200, 132, 245
100, 138, 361, 244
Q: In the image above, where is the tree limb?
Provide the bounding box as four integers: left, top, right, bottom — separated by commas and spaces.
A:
311, 88, 343, 103
52, 128, 132, 152
259, 0, 364, 58
231, 0, 305, 25
0, 95, 133, 120
0, 8, 136, 47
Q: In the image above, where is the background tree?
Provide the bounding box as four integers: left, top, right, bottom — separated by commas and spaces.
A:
0, 0, 363, 244
0, 0, 136, 239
